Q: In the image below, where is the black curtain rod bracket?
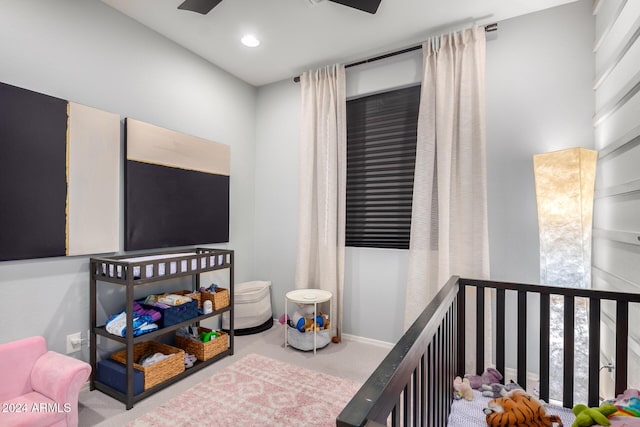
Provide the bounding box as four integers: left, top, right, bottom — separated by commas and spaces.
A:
293, 22, 497, 83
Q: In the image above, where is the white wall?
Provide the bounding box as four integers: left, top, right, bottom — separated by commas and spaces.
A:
486, 0, 595, 284
253, 79, 301, 328
0, 0, 257, 357
254, 0, 595, 344
592, 0, 640, 396
486, 0, 594, 380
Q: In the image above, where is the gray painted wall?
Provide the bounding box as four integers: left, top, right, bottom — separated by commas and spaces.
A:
0, 0, 595, 356
254, 0, 595, 344
0, 0, 257, 357
486, 0, 595, 285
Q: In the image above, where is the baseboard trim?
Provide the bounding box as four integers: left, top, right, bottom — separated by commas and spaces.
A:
342, 333, 394, 349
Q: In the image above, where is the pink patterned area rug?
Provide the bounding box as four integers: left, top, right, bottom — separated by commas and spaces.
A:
128, 353, 361, 427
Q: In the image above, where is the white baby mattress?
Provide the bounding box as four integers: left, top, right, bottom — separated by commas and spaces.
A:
101, 252, 227, 279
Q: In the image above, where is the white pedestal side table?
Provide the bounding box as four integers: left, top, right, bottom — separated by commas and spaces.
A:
284, 289, 332, 354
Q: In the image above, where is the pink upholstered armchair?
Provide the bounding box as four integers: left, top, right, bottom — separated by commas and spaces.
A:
0, 336, 91, 427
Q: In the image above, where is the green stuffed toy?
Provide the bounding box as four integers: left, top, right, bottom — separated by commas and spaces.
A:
572, 403, 618, 427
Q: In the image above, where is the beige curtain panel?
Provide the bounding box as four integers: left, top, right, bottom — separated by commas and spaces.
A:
295, 64, 347, 340
405, 27, 490, 372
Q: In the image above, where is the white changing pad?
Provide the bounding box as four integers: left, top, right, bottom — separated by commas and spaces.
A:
448, 390, 575, 426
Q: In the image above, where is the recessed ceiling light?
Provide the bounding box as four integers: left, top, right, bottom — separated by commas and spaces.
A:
241, 34, 260, 48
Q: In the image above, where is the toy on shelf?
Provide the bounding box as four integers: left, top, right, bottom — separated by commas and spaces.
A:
200, 283, 219, 293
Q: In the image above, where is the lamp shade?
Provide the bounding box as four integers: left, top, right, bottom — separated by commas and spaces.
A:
533, 147, 597, 288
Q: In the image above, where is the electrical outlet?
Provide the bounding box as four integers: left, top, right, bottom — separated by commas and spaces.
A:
66, 332, 82, 354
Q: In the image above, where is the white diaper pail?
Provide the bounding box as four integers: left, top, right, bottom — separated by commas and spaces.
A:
222, 280, 273, 335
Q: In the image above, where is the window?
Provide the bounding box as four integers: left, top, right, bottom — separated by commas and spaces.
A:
346, 85, 420, 249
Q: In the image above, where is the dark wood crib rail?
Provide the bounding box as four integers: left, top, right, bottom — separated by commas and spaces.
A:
337, 276, 460, 427
337, 276, 640, 427
460, 278, 640, 409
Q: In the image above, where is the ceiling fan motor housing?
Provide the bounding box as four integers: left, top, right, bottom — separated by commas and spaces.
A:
178, 0, 380, 15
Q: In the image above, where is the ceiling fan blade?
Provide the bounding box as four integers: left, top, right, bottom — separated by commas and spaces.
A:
177, 0, 223, 15
328, 0, 381, 14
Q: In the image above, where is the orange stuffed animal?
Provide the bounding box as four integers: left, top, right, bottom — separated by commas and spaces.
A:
484, 389, 563, 427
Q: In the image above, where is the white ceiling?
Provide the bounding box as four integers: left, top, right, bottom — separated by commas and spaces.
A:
100, 0, 580, 87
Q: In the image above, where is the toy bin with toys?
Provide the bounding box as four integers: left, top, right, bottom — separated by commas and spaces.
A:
286, 325, 331, 351
282, 307, 332, 351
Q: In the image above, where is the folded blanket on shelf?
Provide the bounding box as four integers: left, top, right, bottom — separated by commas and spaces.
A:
105, 312, 158, 337
157, 294, 192, 306
138, 352, 171, 367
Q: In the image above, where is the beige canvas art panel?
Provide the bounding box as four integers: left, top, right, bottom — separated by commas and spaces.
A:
67, 102, 120, 256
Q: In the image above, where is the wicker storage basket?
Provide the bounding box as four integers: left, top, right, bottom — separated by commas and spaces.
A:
174, 290, 202, 308
110, 341, 185, 390
174, 327, 228, 361
200, 287, 229, 310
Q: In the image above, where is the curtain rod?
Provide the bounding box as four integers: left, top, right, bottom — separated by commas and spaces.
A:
293, 23, 497, 83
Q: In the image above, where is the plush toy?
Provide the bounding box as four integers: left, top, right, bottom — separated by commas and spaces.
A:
615, 389, 640, 403
278, 314, 289, 325
453, 376, 473, 401
319, 312, 330, 329
465, 367, 503, 390
304, 317, 320, 332
484, 389, 562, 427
572, 403, 618, 427
609, 389, 640, 418
613, 396, 640, 418
481, 380, 523, 398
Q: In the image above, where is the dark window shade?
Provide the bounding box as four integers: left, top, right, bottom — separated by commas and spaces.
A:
346, 85, 420, 249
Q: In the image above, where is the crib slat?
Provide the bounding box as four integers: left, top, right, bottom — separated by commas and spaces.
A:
588, 298, 601, 407
440, 322, 446, 426
449, 307, 454, 422
453, 295, 458, 385
518, 290, 527, 387
436, 326, 442, 425
539, 292, 550, 403
457, 285, 466, 376
421, 353, 426, 427
412, 367, 417, 426
428, 339, 434, 427
440, 317, 445, 426
496, 288, 505, 382
403, 382, 410, 426
563, 296, 575, 408
391, 399, 399, 427
476, 285, 485, 374
616, 301, 629, 396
